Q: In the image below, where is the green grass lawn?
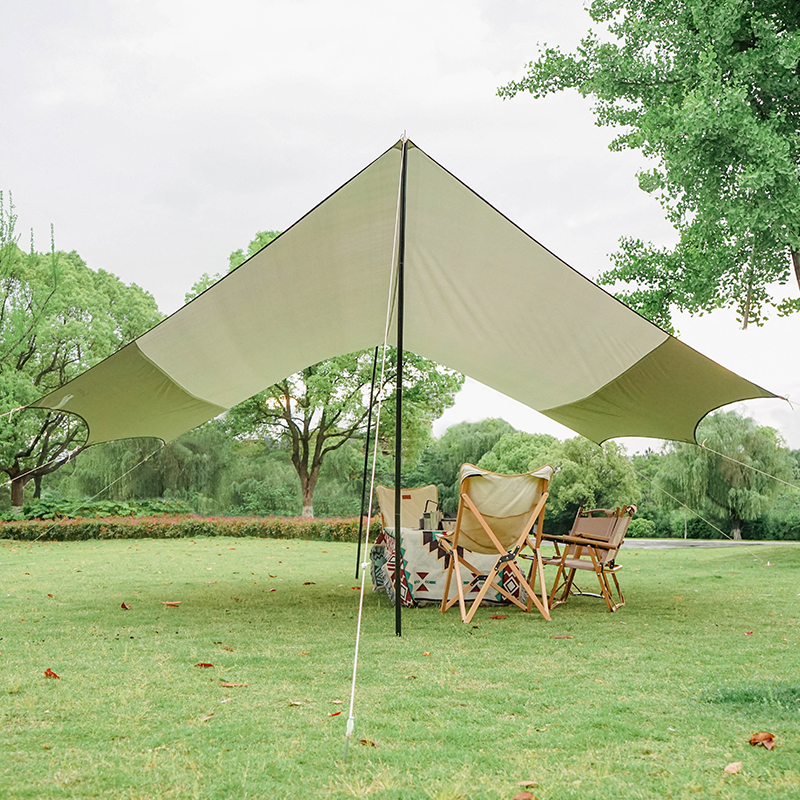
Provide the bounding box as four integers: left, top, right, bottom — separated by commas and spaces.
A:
1, 536, 798, 799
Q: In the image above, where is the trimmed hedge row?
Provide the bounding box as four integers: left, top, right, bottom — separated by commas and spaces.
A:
0, 514, 383, 543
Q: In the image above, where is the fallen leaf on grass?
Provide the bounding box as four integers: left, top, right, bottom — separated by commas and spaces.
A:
422, 652, 432, 656
750, 732, 776, 749
161, 601, 182, 607
47, 593, 53, 598
551, 635, 573, 639
405, 675, 417, 680
289, 701, 303, 706
351, 586, 361, 590
303, 581, 315, 585
328, 711, 342, 717
299, 651, 308, 655
512, 792, 537, 800
195, 662, 214, 668
518, 780, 539, 787
724, 762, 742, 774
490, 614, 507, 620
331, 699, 343, 704
44, 668, 60, 679
745, 631, 754, 636
221, 645, 235, 651
200, 713, 214, 722
359, 739, 377, 747
219, 681, 248, 687
121, 602, 131, 610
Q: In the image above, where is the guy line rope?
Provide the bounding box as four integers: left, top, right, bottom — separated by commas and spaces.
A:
342, 138, 407, 764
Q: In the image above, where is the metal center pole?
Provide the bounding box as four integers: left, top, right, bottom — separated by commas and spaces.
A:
394, 138, 409, 637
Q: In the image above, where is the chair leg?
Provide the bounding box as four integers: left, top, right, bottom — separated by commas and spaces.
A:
521, 554, 551, 620
548, 564, 577, 609
453, 549, 468, 621
462, 565, 502, 624
508, 558, 550, 621
440, 549, 455, 614
598, 568, 624, 612
547, 563, 566, 608
610, 571, 624, 610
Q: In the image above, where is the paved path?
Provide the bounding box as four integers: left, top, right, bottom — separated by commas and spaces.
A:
623, 538, 798, 549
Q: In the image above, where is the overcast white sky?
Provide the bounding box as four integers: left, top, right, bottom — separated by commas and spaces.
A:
2, 1, 798, 450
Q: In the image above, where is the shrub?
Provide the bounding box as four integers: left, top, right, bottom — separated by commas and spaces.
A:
0, 514, 382, 543
627, 517, 656, 538
0, 496, 195, 522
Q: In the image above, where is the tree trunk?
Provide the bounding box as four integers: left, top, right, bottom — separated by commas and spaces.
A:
10, 475, 26, 512
300, 468, 320, 518
792, 249, 800, 293
731, 524, 742, 541
741, 267, 754, 330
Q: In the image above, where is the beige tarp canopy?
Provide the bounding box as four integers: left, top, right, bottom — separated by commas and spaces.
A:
32, 139, 776, 445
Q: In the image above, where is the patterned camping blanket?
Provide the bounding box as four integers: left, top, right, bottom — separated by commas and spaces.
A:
370, 527, 524, 608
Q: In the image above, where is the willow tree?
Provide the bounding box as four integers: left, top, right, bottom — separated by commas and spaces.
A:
656, 411, 795, 538
500, 0, 800, 330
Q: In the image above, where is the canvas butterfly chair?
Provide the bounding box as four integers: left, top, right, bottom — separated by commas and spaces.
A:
543, 505, 636, 612
440, 464, 553, 624
374, 484, 439, 531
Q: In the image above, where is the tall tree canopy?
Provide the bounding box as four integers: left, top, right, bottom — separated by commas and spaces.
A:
0, 193, 163, 507
478, 432, 640, 533
225, 349, 463, 517
406, 419, 516, 515
500, 1, 800, 330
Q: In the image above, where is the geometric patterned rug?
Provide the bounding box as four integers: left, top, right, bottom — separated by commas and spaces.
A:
370, 528, 522, 607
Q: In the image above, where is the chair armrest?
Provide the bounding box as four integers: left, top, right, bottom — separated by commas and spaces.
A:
557, 535, 615, 550
539, 533, 565, 542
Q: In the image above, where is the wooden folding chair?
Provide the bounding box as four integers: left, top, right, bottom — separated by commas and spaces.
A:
440, 463, 553, 624
374, 484, 438, 530
543, 505, 636, 612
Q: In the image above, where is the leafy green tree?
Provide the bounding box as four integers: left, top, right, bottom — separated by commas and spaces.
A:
534, 437, 640, 533
655, 411, 795, 538
407, 419, 516, 515
224, 349, 463, 517
630, 449, 672, 536
475, 432, 639, 533
500, 1, 800, 329
477, 431, 559, 475
52, 422, 244, 516
0, 204, 162, 508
